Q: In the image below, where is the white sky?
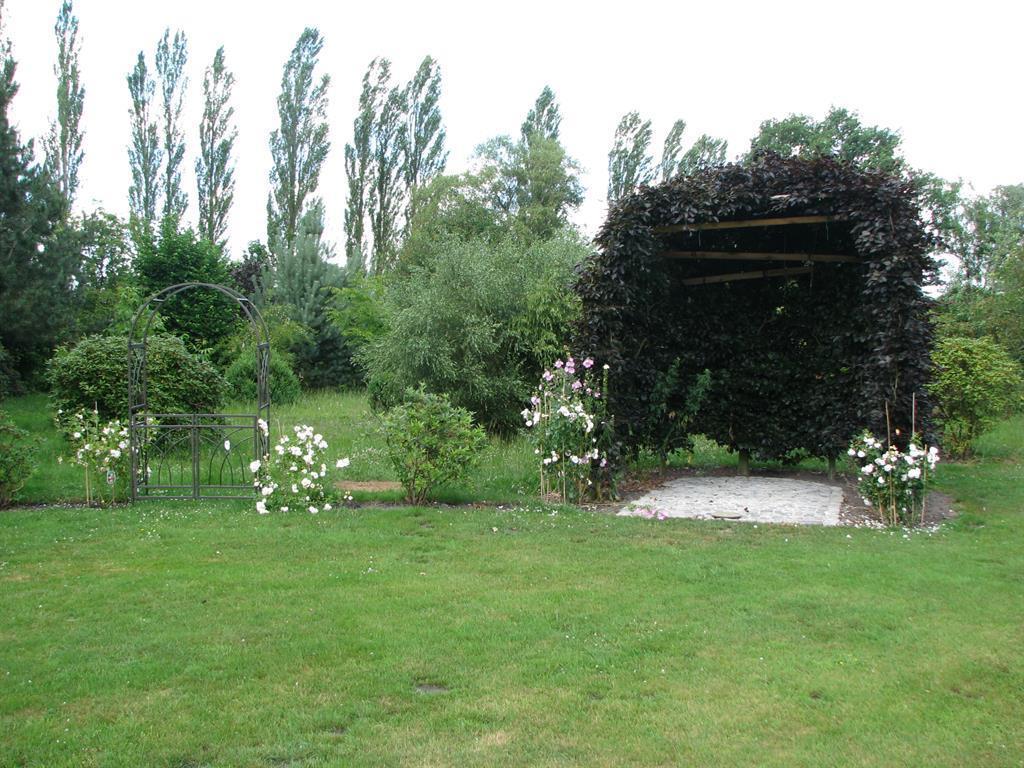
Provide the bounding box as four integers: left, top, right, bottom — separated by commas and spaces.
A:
4, 0, 1022, 262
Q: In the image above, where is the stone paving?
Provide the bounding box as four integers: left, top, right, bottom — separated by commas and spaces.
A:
618, 475, 843, 526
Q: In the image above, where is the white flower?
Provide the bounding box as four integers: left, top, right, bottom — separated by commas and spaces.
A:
73, 431, 82, 439
335, 458, 350, 469
907, 467, 921, 479
861, 464, 874, 475
261, 485, 274, 496
249, 459, 261, 472
280, 506, 288, 512
847, 448, 856, 456
256, 500, 268, 515
323, 503, 332, 511
224, 440, 231, 451
308, 506, 318, 514
856, 450, 865, 458
110, 449, 121, 459
877, 476, 886, 485
301, 477, 312, 488
257, 419, 268, 435
291, 484, 299, 494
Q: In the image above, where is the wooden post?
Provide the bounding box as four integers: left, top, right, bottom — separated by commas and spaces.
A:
827, 456, 836, 480
738, 449, 750, 477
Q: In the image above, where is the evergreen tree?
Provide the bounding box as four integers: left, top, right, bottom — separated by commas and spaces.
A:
155, 28, 188, 222
267, 27, 330, 256
521, 85, 560, 142
0, 12, 72, 381
196, 46, 236, 248
367, 60, 404, 274
401, 56, 447, 227
607, 111, 654, 204
660, 119, 686, 181
43, 0, 84, 209
127, 51, 160, 225
273, 201, 349, 387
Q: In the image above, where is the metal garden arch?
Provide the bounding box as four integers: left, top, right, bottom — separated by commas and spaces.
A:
128, 282, 270, 501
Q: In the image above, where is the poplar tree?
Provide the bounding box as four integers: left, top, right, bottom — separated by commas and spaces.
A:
679, 134, 728, 175
196, 46, 236, 248
401, 56, 446, 226
521, 85, 560, 142
155, 28, 188, 222
367, 61, 405, 273
660, 119, 686, 182
267, 27, 329, 256
43, 0, 84, 209
607, 111, 654, 204
343, 63, 382, 272
127, 52, 160, 225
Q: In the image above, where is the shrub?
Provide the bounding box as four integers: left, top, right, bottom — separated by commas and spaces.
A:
251, 421, 351, 515
928, 336, 1023, 458
524, 356, 614, 502
48, 334, 228, 422
57, 409, 133, 505
380, 388, 487, 505
849, 431, 940, 526
361, 233, 586, 434
225, 351, 301, 406
0, 410, 36, 508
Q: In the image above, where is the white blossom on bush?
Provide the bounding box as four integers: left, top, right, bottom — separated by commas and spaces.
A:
252, 424, 351, 514
849, 431, 939, 526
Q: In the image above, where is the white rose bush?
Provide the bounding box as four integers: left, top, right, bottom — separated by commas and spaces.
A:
524, 356, 613, 503
251, 421, 351, 515
848, 431, 940, 526
57, 408, 134, 505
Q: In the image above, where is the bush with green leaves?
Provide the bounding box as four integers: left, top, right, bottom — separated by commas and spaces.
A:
225, 351, 301, 406
0, 410, 36, 508
380, 388, 487, 505
928, 336, 1023, 458
47, 334, 228, 422
361, 232, 587, 434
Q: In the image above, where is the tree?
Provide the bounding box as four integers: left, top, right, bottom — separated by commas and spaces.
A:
607, 111, 654, 204
126, 51, 160, 225
521, 85, 560, 142
660, 119, 686, 181
134, 220, 234, 351
679, 134, 728, 175
43, 0, 84, 209
155, 28, 188, 222
343, 64, 378, 272
475, 133, 583, 242
267, 27, 330, 256
367, 60, 404, 274
401, 56, 447, 228
748, 106, 904, 174
929, 336, 1023, 457
271, 201, 350, 387
0, 13, 71, 381
953, 184, 1024, 286
196, 46, 236, 248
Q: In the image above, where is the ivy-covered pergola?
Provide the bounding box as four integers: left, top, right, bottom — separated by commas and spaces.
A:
575, 153, 937, 473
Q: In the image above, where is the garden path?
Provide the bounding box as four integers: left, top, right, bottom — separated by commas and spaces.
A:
618, 476, 843, 526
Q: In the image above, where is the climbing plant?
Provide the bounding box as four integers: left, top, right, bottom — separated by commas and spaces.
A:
574, 153, 937, 466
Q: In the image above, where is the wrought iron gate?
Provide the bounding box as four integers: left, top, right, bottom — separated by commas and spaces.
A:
128, 283, 270, 501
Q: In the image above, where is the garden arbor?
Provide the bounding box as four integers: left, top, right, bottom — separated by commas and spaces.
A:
576, 153, 936, 472
129, 282, 270, 500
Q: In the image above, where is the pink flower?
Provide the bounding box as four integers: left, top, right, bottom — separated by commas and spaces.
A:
542, 370, 554, 382
583, 358, 594, 369
554, 359, 564, 369
572, 380, 583, 390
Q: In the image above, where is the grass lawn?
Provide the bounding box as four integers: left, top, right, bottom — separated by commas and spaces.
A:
1, 394, 1022, 766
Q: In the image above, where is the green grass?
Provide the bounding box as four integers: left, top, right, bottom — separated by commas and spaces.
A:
1, 394, 1022, 765
3, 391, 537, 505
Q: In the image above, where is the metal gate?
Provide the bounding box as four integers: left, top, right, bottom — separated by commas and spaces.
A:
128, 283, 270, 501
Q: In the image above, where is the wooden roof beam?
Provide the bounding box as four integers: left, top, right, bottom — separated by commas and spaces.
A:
654, 214, 842, 234
660, 250, 860, 264
681, 266, 814, 287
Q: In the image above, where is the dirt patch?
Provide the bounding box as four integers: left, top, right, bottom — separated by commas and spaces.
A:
336, 480, 402, 493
